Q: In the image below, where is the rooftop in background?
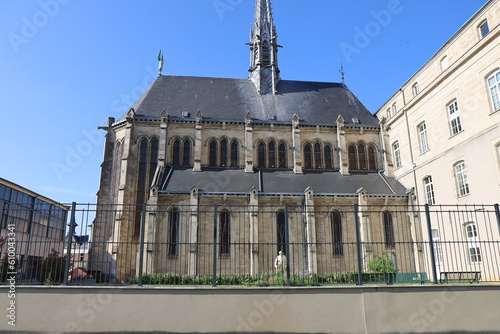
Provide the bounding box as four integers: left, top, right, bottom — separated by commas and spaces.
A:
0, 177, 68, 209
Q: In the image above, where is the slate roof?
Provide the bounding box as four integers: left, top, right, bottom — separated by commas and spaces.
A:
159, 168, 407, 196
120, 75, 378, 126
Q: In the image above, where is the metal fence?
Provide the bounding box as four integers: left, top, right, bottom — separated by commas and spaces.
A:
1, 203, 499, 286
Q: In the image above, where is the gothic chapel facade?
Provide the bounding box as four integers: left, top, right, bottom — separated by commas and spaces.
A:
92, 0, 421, 283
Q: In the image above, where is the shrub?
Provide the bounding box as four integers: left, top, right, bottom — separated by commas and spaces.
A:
367, 252, 398, 274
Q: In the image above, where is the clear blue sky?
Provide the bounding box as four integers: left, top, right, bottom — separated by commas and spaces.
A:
0, 0, 487, 204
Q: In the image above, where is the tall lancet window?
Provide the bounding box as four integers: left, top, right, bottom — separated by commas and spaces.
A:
134, 138, 158, 237
220, 139, 228, 167
268, 140, 276, 168
182, 140, 191, 166
230, 141, 238, 167
278, 143, 287, 168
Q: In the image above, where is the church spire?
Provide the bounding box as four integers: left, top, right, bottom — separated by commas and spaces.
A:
248, 0, 281, 95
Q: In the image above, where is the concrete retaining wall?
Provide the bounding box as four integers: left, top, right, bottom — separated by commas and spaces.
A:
1, 285, 499, 333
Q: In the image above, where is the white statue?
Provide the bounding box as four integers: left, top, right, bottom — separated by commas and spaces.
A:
274, 251, 287, 272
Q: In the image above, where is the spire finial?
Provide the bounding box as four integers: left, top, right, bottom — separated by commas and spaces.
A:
339, 63, 345, 84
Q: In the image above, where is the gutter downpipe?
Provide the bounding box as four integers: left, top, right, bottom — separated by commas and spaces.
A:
378, 171, 396, 195
402, 88, 421, 206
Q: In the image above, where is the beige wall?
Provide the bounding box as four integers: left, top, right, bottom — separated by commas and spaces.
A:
375, 0, 500, 207
374, 0, 500, 279
1, 285, 500, 333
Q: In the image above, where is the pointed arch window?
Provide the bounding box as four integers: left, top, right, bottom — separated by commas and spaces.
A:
182, 140, 191, 166
314, 142, 322, 169
168, 208, 180, 256
278, 143, 287, 168
358, 143, 367, 170
324, 145, 333, 169
220, 139, 228, 167
172, 140, 180, 166
209, 140, 217, 167
332, 210, 343, 256
149, 138, 159, 184
268, 140, 276, 168
230, 141, 238, 167
304, 143, 312, 169
112, 141, 123, 202
219, 210, 230, 255
135, 138, 157, 236
348, 145, 357, 170
277, 210, 286, 254
257, 142, 266, 168
368, 145, 377, 171
384, 212, 395, 248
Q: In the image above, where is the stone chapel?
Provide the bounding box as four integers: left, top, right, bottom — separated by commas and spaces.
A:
92, 0, 421, 283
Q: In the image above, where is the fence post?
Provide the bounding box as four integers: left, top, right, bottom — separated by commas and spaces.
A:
353, 204, 363, 286
495, 204, 500, 236
137, 203, 147, 287
424, 204, 438, 284
64, 202, 77, 285
284, 204, 291, 287
212, 204, 218, 287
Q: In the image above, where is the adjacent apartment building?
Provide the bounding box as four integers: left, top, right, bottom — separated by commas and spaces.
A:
375, 0, 500, 280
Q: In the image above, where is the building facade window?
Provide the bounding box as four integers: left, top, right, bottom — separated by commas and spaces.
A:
464, 222, 481, 263
112, 141, 123, 203
454, 161, 470, 197
358, 143, 367, 170
219, 210, 230, 255
182, 140, 191, 166
423, 176, 436, 205
348, 143, 378, 172
440, 56, 448, 72
387, 108, 391, 119
314, 142, 322, 169
172, 140, 180, 166
447, 100, 463, 136
418, 122, 430, 153
135, 137, 158, 236
324, 145, 333, 169
412, 83, 419, 97
348, 145, 357, 171
487, 70, 500, 111
479, 20, 489, 38
383, 211, 395, 248
392, 103, 397, 116
230, 141, 238, 167
268, 140, 276, 168
368, 145, 377, 171
276, 210, 286, 254
258, 142, 266, 168
220, 139, 228, 167
168, 208, 180, 256
172, 139, 191, 167
278, 143, 287, 168
303, 143, 312, 169
392, 141, 402, 169
331, 211, 343, 256
431, 229, 443, 265
209, 140, 217, 167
